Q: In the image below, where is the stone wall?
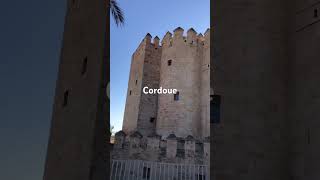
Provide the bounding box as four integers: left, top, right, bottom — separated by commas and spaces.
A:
112, 131, 210, 165
137, 35, 162, 135
156, 27, 210, 138
122, 27, 210, 139
200, 29, 211, 137
43, 0, 109, 179
123, 35, 162, 136
122, 37, 146, 133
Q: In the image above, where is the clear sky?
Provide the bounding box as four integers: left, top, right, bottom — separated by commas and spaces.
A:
111, 0, 210, 133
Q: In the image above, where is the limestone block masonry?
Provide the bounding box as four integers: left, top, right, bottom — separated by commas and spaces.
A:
122, 27, 210, 139
112, 131, 209, 165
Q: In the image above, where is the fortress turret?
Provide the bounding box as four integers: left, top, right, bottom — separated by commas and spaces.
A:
156, 27, 208, 138
119, 27, 210, 165
123, 27, 210, 139
122, 32, 161, 136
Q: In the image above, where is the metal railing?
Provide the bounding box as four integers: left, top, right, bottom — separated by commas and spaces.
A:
110, 159, 209, 180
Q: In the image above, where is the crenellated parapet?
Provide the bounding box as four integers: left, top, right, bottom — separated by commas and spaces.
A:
112, 131, 210, 165
132, 27, 210, 53
158, 27, 209, 52
161, 31, 172, 48
153, 36, 160, 48
166, 134, 178, 159
186, 28, 197, 45
144, 33, 152, 44
132, 33, 162, 58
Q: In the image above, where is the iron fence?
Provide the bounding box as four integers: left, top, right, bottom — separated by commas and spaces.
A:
110, 159, 209, 180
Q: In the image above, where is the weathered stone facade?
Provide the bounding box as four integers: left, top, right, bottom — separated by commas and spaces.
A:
116, 27, 210, 165
122, 27, 210, 139
112, 131, 210, 165
43, 0, 109, 180
122, 34, 161, 136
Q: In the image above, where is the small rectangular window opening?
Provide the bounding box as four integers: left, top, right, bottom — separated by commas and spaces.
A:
150, 117, 155, 123
129, 90, 132, 95
63, 90, 69, 107
314, 9, 318, 18
168, 60, 172, 66
211, 95, 221, 124
135, 80, 138, 85
174, 91, 179, 101
81, 57, 88, 75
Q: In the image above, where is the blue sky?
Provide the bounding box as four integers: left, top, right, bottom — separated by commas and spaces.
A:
110, 0, 210, 133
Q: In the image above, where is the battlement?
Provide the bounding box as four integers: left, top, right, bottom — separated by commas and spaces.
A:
132, 33, 161, 55
135, 27, 211, 52
161, 27, 210, 49
112, 130, 210, 165
142, 33, 160, 47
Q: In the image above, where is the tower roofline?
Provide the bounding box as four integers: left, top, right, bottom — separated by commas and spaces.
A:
174, 27, 184, 32
187, 28, 197, 33
204, 28, 210, 35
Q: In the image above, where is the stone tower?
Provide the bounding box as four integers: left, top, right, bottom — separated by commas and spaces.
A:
43, 0, 109, 180
213, 0, 320, 179
157, 27, 210, 138
122, 34, 161, 136
122, 27, 210, 139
